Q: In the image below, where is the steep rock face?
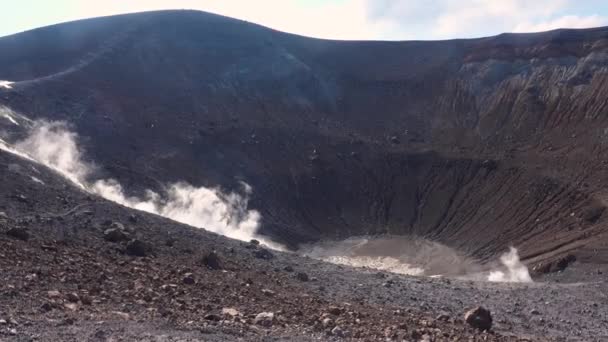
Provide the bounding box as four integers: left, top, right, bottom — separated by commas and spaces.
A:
1, 10, 608, 263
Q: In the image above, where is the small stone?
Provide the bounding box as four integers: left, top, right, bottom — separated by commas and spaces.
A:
296, 272, 309, 282
80, 295, 92, 305
249, 239, 260, 246
464, 306, 492, 331
254, 312, 274, 327
182, 273, 195, 285
322, 317, 334, 328
202, 251, 222, 270
262, 289, 275, 296
204, 313, 221, 321
283, 265, 294, 272
103, 228, 128, 242
25, 273, 38, 282
110, 222, 125, 230
254, 248, 274, 260
8, 328, 17, 336
6, 227, 29, 241
40, 303, 53, 312
0, 319, 6, 325
436, 313, 450, 322
66, 292, 80, 303
530, 309, 541, 315
328, 306, 342, 316
111, 311, 130, 320
47, 290, 62, 299
64, 303, 78, 311
125, 239, 148, 257
331, 325, 346, 337
222, 308, 240, 317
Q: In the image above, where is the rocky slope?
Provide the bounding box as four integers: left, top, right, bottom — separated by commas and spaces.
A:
3, 142, 608, 341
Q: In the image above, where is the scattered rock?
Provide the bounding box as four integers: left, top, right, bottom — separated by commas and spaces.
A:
262, 289, 275, 296
103, 228, 129, 242
47, 290, 62, 299
249, 239, 260, 246
322, 317, 334, 328
64, 303, 78, 311
204, 313, 221, 321
530, 309, 541, 315
80, 295, 92, 305
464, 306, 492, 331
6, 227, 29, 241
331, 325, 347, 337
328, 306, 343, 316
40, 303, 53, 312
125, 239, 148, 257
296, 272, 309, 282
254, 312, 274, 327
221, 308, 240, 317
128, 214, 138, 223
202, 251, 222, 270
283, 265, 294, 272
66, 292, 80, 303
110, 222, 125, 230
111, 311, 130, 320
533, 254, 577, 274
436, 313, 450, 322
182, 273, 195, 285
253, 248, 274, 260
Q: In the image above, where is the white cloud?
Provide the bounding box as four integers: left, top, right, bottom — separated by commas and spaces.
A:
363, 0, 607, 39
2, 0, 607, 41
514, 15, 608, 33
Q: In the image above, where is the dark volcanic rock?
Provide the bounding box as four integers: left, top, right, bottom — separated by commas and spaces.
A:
6, 227, 29, 241
296, 272, 309, 282
125, 239, 149, 257
253, 248, 274, 260
254, 312, 274, 327
464, 306, 492, 331
103, 228, 129, 242
202, 251, 222, 270
182, 273, 195, 285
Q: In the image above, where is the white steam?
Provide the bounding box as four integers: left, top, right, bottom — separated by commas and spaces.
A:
303, 236, 533, 283
12, 121, 275, 247
487, 247, 532, 282
0, 80, 13, 89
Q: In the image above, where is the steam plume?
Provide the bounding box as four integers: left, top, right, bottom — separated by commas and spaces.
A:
13, 121, 275, 247
487, 247, 532, 282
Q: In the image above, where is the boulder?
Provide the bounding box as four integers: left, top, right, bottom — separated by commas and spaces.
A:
125, 239, 149, 257
66, 292, 80, 303
103, 228, 128, 242
202, 251, 222, 270
296, 272, 309, 282
253, 248, 274, 260
254, 312, 274, 327
6, 227, 29, 241
464, 306, 492, 331
182, 273, 195, 285
222, 307, 240, 317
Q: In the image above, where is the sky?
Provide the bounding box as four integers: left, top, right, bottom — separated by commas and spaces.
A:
1, 0, 608, 40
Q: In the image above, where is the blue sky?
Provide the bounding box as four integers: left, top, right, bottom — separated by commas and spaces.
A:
1, 0, 608, 40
